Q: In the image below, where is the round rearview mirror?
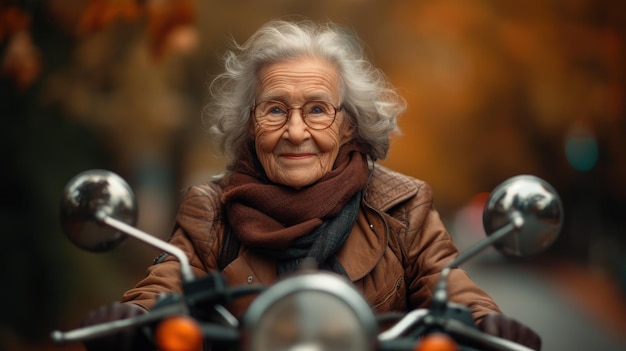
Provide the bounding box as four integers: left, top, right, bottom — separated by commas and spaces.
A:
59, 169, 137, 252
483, 175, 563, 257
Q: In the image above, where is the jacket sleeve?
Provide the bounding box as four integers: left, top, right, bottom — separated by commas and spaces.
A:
399, 181, 501, 322
120, 184, 223, 310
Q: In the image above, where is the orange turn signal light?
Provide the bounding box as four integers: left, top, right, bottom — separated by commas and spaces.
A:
415, 332, 459, 351
155, 315, 203, 351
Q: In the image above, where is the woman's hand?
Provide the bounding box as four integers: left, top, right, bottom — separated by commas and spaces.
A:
478, 312, 542, 350
80, 302, 151, 351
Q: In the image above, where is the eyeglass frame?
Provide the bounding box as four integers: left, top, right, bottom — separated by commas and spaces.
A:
251, 99, 344, 131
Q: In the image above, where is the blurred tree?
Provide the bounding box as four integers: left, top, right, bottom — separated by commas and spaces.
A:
380, 0, 626, 274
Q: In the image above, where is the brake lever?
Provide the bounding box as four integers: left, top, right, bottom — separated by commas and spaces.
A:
378, 309, 430, 340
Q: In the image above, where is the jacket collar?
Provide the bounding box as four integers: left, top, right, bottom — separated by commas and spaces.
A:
363, 164, 419, 211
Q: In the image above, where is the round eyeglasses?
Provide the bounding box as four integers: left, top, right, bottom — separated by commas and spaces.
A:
252, 100, 343, 131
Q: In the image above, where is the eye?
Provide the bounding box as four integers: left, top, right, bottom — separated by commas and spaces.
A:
257, 100, 287, 117
305, 102, 331, 116
310, 106, 324, 114
266, 103, 287, 115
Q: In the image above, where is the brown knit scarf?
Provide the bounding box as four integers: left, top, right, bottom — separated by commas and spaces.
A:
221, 141, 370, 250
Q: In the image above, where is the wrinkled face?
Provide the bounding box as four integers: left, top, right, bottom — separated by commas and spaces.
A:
251, 56, 353, 189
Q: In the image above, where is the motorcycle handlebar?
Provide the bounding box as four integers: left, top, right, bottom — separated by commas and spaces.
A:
50, 303, 182, 344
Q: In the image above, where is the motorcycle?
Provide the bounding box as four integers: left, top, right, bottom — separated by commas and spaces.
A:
50, 170, 563, 351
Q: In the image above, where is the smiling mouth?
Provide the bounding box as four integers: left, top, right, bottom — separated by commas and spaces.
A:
280, 153, 315, 159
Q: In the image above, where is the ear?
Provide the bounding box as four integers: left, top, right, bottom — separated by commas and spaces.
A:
340, 117, 356, 141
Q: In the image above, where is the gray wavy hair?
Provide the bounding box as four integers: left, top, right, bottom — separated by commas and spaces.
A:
202, 19, 406, 163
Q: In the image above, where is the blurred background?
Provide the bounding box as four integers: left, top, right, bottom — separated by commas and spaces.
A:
1, 0, 624, 350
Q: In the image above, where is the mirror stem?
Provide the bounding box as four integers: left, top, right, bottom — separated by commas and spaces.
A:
96, 210, 195, 282
432, 213, 524, 312
449, 212, 523, 270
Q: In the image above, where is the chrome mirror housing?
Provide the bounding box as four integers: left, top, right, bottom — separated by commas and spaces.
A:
59, 169, 137, 252
483, 175, 563, 257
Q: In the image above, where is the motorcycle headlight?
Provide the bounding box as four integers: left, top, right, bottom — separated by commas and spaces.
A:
241, 271, 377, 351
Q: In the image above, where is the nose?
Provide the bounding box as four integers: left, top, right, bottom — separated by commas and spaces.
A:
283, 109, 310, 144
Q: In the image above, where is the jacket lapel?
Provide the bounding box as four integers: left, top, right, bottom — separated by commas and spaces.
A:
338, 164, 419, 281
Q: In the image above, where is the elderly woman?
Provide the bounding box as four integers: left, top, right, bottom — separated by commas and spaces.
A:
83, 19, 541, 350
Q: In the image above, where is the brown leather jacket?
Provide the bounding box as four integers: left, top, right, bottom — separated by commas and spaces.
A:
121, 164, 501, 322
